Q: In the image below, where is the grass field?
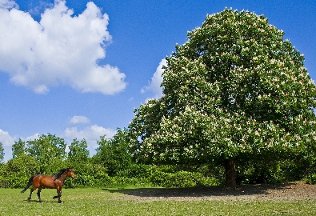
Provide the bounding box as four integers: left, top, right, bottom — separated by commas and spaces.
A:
0, 187, 315, 216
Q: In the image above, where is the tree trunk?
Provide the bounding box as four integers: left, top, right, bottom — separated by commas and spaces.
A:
224, 159, 237, 188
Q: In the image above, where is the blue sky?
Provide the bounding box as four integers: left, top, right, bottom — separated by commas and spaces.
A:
0, 0, 315, 161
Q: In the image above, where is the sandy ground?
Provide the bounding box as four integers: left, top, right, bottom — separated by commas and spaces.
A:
109, 182, 316, 201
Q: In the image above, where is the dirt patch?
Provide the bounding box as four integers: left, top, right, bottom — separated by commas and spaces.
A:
106, 182, 316, 201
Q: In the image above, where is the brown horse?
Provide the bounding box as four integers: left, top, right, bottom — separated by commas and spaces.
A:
21, 168, 76, 203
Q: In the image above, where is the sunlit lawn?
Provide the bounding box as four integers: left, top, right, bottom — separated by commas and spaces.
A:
0, 188, 315, 216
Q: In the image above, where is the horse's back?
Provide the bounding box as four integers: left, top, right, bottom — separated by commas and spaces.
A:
33, 175, 56, 189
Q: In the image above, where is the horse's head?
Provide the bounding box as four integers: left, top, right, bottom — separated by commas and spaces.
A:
66, 168, 76, 178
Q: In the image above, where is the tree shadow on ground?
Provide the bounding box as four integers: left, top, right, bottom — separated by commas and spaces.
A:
104, 183, 295, 198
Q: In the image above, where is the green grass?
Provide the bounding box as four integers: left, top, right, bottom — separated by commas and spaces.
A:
0, 188, 315, 216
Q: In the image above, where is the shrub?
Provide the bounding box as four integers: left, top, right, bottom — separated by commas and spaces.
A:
305, 174, 316, 185
107, 176, 151, 188
116, 164, 152, 178
150, 170, 219, 188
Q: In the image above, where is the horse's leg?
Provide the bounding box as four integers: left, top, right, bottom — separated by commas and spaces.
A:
58, 190, 62, 203
37, 188, 42, 202
28, 188, 35, 201
53, 189, 59, 199
55, 189, 62, 203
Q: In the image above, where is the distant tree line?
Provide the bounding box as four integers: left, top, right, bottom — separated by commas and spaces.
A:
0, 128, 315, 189
0, 131, 219, 188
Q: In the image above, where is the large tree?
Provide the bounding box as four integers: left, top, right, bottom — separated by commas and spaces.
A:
95, 129, 132, 176
12, 139, 26, 158
68, 138, 89, 163
129, 9, 316, 187
26, 134, 67, 173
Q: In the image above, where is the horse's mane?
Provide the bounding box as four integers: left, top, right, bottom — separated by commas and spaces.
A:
53, 168, 69, 179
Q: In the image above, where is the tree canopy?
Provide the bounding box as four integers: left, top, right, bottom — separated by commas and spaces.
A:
26, 134, 66, 173
12, 139, 26, 159
68, 138, 89, 163
95, 129, 132, 176
128, 9, 316, 186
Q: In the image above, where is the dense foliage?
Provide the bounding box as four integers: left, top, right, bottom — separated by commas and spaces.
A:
0, 127, 315, 188
0, 132, 220, 188
128, 9, 316, 186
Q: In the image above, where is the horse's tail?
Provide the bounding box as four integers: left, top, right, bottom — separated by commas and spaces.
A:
21, 176, 34, 193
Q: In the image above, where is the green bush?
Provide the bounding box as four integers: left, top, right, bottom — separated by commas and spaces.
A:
116, 164, 152, 179
0, 155, 40, 188
171, 171, 201, 188
108, 176, 150, 187
305, 174, 316, 185
150, 170, 219, 188
237, 156, 312, 185
150, 170, 170, 186
66, 163, 111, 188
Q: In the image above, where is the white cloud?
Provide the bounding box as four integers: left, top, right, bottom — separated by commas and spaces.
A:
142, 59, 166, 99
65, 124, 115, 141
0, 0, 126, 94
66, 114, 116, 154
0, 128, 15, 161
0, 0, 18, 9
25, 133, 40, 141
69, 115, 90, 125
0, 128, 14, 146
64, 124, 116, 154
